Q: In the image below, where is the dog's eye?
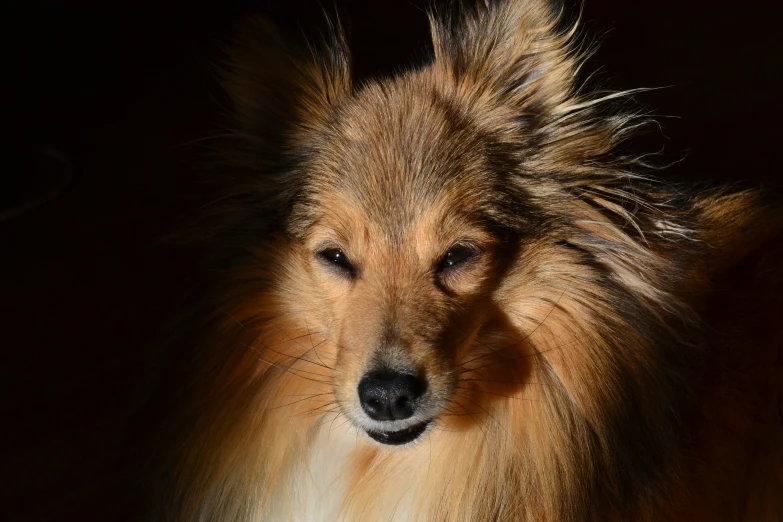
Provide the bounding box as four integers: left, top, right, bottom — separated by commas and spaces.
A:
317, 248, 355, 276
437, 245, 477, 273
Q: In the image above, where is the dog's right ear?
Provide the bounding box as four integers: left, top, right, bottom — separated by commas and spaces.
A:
222, 17, 352, 146
428, 0, 575, 118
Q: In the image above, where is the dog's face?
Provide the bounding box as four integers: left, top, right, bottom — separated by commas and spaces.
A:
284, 83, 524, 444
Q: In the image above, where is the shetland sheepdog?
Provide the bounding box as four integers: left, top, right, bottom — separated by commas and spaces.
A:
155, 1, 783, 520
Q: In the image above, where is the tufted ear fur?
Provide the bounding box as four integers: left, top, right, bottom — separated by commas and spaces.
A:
426, 0, 649, 184
222, 16, 352, 148
429, 0, 579, 115
694, 190, 783, 277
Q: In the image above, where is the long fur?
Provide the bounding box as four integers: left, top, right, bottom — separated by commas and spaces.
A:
153, 1, 783, 521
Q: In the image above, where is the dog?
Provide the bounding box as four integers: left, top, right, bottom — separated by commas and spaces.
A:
155, 1, 783, 520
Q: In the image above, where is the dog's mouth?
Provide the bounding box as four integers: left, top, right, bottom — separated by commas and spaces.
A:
364, 420, 430, 445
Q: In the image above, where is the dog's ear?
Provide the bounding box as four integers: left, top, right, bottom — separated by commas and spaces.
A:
222, 16, 351, 146
694, 191, 783, 277
429, 0, 576, 115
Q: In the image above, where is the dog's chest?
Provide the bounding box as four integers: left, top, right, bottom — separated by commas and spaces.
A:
293, 425, 356, 521
269, 423, 419, 522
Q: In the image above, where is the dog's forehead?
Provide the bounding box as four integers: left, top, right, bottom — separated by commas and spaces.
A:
316, 80, 495, 230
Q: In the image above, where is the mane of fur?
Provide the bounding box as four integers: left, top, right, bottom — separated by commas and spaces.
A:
155, 2, 783, 521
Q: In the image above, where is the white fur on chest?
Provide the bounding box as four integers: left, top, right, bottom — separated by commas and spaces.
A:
293, 422, 357, 521
264, 420, 420, 522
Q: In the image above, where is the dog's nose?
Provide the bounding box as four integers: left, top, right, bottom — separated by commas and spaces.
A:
358, 370, 426, 421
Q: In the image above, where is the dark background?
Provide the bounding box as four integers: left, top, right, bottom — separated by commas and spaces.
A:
2, 1, 781, 520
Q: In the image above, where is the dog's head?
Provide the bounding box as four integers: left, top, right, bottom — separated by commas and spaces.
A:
216, 0, 704, 453
219, 1, 697, 450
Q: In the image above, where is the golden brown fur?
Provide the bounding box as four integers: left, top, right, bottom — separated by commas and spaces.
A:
155, 1, 783, 520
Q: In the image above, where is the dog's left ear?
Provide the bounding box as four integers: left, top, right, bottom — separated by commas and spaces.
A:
222, 16, 352, 147
694, 191, 783, 277
429, 0, 576, 115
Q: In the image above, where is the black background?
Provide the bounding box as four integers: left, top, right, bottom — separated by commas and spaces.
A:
3, 1, 782, 520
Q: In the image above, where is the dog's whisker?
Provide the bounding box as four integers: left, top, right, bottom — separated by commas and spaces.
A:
278, 336, 335, 370
309, 338, 332, 369
308, 411, 344, 430
458, 337, 529, 368
456, 288, 569, 369
218, 308, 336, 371
460, 377, 563, 388
332, 416, 353, 434
293, 318, 335, 370
457, 394, 512, 438
243, 338, 335, 375
459, 338, 580, 374
454, 385, 540, 402
241, 345, 335, 385
299, 403, 339, 419
270, 393, 334, 411
451, 400, 488, 440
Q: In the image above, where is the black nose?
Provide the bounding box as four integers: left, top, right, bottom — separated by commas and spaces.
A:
358, 370, 426, 421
